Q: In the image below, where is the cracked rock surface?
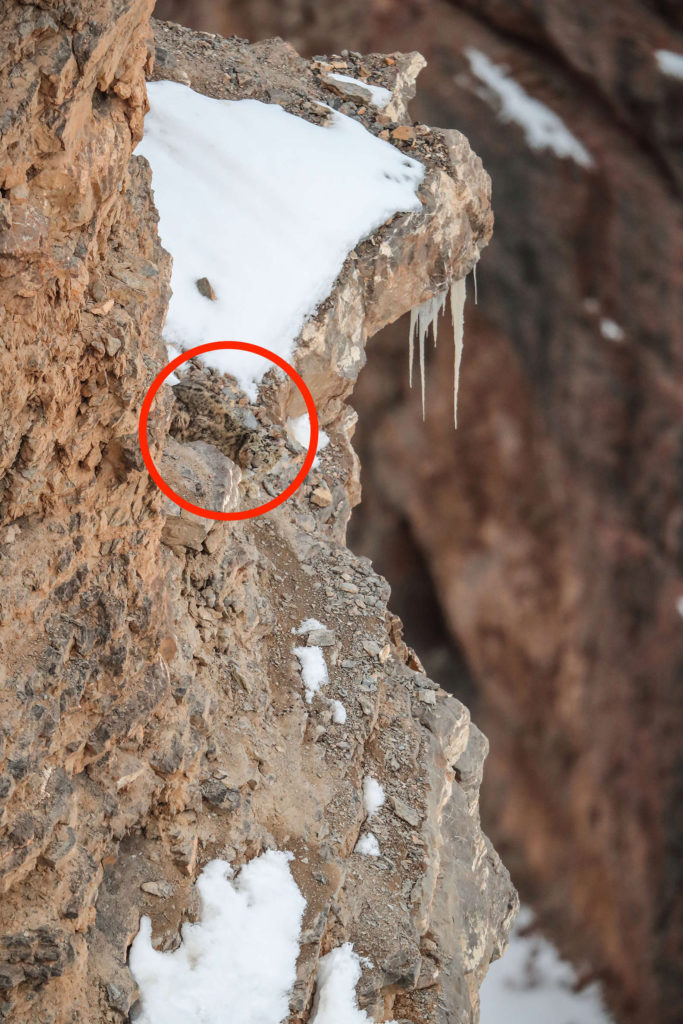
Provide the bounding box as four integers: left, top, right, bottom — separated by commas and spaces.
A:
0, 5, 514, 1022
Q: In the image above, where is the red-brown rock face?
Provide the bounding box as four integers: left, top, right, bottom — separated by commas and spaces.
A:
0, 4, 515, 1021
154, 3, 683, 1023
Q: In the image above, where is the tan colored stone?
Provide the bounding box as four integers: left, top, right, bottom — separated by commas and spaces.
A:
0, 10, 512, 1024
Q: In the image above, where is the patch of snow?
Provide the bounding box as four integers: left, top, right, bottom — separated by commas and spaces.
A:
464, 48, 594, 168
294, 618, 327, 634
354, 832, 380, 857
480, 904, 614, 1024
129, 852, 306, 1024
327, 72, 393, 109
130, 852, 388, 1024
138, 81, 425, 397
599, 318, 625, 342
676, 596, 683, 618
655, 49, 683, 80
293, 645, 329, 702
363, 776, 385, 817
311, 943, 396, 1024
287, 413, 330, 468
331, 699, 347, 724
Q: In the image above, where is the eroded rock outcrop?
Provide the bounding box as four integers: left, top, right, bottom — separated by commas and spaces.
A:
154, 4, 683, 1022
0, 5, 513, 1021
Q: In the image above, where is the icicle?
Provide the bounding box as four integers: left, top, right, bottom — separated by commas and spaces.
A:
419, 313, 426, 419
406, 289, 449, 421
473, 263, 478, 305
450, 277, 466, 429
432, 290, 447, 347
408, 306, 417, 388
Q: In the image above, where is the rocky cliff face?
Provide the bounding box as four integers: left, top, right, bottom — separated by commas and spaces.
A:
153, 3, 683, 1023
0, 4, 514, 1022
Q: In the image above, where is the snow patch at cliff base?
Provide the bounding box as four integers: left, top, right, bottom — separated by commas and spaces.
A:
312, 944, 397, 1023
138, 81, 425, 397
130, 853, 396, 1024
480, 904, 613, 1024
129, 852, 305, 1024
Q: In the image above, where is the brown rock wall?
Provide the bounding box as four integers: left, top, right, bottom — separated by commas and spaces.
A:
0, 5, 512, 1021
155, 1, 683, 1020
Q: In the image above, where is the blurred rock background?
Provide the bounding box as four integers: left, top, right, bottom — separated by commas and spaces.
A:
154, 3, 683, 1021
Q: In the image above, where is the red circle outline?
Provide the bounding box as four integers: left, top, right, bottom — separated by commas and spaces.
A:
138, 341, 319, 521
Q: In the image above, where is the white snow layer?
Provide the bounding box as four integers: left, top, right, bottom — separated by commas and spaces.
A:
363, 776, 385, 817
479, 904, 613, 1024
130, 853, 395, 1024
128, 852, 305, 1024
294, 617, 327, 634
138, 81, 425, 396
312, 943, 397, 1024
331, 699, 347, 724
355, 832, 380, 857
327, 72, 393, 108
293, 645, 329, 702
599, 318, 625, 342
287, 413, 330, 467
464, 48, 594, 168
655, 49, 683, 79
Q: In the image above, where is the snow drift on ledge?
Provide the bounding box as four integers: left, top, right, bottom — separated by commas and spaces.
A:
129, 851, 395, 1024
137, 81, 425, 397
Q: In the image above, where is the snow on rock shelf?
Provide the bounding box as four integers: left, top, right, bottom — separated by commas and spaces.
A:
293, 644, 329, 702
326, 72, 393, 109
130, 853, 393, 1024
312, 944, 397, 1024
363, 776, 386, 816
137, 81, 425, 396
355, 832, 381, 857
331, 699, 347, 724
287, 412, 330, 467
129, 853, 305, 1024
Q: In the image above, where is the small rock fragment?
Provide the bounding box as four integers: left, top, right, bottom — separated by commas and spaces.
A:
105, 335, 122, 357
378, 643, 391, 663
200, 778, 241, 808
310, 484, 332, 507
140, 880, 174, 899
392, 125, 416, 142
389, 795, 421, 827
196, 276, 217, 300
306, 627, 335, 647
362, 639, 380, 657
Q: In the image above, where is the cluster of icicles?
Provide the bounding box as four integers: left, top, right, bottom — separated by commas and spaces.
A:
408, 270, 473, 428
